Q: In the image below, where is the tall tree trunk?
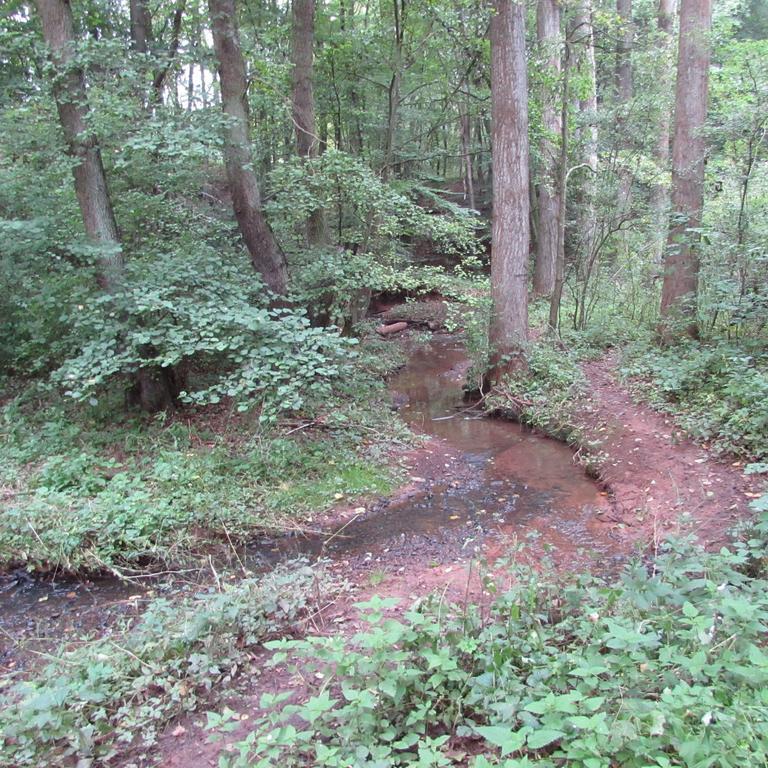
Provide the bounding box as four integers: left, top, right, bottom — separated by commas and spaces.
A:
382, 0, 405, 180
291, 0, 327, 244
209, 0, 288, 295
152, 0, 186, 104
292, 0, 317, 157
129, 0, 154, 53
574, 0, 598, 281
533, 0, 562, 297
35, 0, 177, 411
489, 0, 530, 380
615, 0, 633, 208
650, 0, 677, 263
548, 40, 571, 332
660, 0, 711, 340
34, 0, 123, 292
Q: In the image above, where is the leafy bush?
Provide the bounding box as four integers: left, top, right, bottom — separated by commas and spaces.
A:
620, 340, 768, 460
214, 527, 768, 767
0, 562, 331, 767
53, 243, 355, 417
268, 150, 482, 325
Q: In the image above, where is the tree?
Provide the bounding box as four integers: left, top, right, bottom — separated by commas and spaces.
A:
659, 0, 712, 339
615, 0, 633, 208
292, 0, 318, 158
33, 0, 123, 293
291, 0, 327, 244
533, 0, 562, 298
208, 0, 289, 295
650, 0, 677, 263
34, 0, 180, 411
489, 0, 530, 378
129, 0, 154, 54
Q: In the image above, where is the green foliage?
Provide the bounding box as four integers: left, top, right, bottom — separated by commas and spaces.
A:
267, 150, 482, 325
621, 340, 768, 460
0, 562, 330, 767
213, 529, 768, 767
0, 339, 406, 573
53, 243, 354, 417
486, 340, 603, 475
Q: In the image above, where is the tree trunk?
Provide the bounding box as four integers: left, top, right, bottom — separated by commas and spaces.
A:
35, 0, 177, 411
548, 41, 571, 332
533, 0, 562, 297
574, 0, 598, 275
34, 0, 123, 292
292, 0, 317, 157
489, 0, 530, 380
660, 0, 711, 340
129, 0, 154, 54
650, 0, 677, 263
615, 0, 633, 208
460, 106, 476, 210
291, 0, 327, 245
152, 0, 185, 104
382, 0, 405, 180
209, 0, 289, 295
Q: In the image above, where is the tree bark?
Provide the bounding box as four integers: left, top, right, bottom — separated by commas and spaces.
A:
151, 0, 186, 104
208, 0, 289, 295
615, 0, 633, 208
35, 0, 178, 411
489, 0, 530, 379
533, 0, 562, 297
573, 0, 598, 279
659, 0, 711, 339
292, 0, 317, 157
650, 0, 677, 263
382, 0, 405, 180
460, 105, 476, 210
129, 0, 154, 54
548, 40, 570, 332
291, 0, 327, 245
34, 0, 123, 292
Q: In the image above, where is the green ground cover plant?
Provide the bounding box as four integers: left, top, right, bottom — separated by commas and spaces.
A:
620, 340, 768, 461
213, 514, 768, 767
0, 338, 409, 574
0, 560, 334, 767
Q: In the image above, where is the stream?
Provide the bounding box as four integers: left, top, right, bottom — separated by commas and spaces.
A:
0, 335, 615, 674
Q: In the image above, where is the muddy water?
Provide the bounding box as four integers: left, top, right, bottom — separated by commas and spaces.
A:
255, 336, 614, 566
0, 336, 614, 674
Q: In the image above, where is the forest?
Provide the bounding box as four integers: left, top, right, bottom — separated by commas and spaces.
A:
1, 0, 767, 764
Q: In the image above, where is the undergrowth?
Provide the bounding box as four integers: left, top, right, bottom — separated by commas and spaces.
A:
486, 340, 605, 478
0, 560, 334, 767
620, 339, 768, 461
211, 516, 768, 767
0, 338, 409, 574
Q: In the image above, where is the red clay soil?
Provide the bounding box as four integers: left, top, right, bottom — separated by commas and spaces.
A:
577, 351, 761, 552
150, 350, 762, 768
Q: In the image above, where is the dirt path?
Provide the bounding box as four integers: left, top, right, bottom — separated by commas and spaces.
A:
578, 351, 760, 551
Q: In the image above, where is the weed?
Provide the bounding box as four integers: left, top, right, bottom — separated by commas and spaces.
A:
0, 561, 333, 766
211, 524, 768, 767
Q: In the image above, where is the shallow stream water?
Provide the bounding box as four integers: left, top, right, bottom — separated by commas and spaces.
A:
0, 335, 614, 673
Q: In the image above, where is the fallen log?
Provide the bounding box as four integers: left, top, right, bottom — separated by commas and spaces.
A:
376, 321, 408, 336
